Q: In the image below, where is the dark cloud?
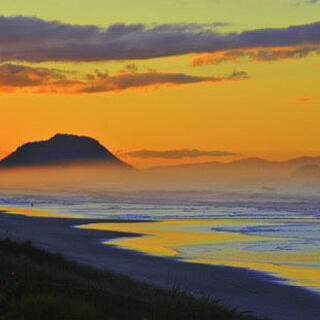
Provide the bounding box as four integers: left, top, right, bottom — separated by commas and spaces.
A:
253, 46, 319, 61
0, 15, 319, 62
77, 69, 248, 93
0, 63, 79, 91
0, 63, 248, 94
122, 149, 239, 159
191, 45, 320, 65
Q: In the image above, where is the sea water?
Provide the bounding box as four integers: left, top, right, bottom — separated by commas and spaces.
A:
1, 189, 320, 293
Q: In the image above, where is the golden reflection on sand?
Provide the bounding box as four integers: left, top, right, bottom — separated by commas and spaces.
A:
80, 219, 320, 292
0, 207, 62, 218
80, 219, 278, 256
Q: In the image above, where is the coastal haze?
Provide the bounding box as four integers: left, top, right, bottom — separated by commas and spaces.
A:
1, 134, 320, 192
1, 135, 320, 302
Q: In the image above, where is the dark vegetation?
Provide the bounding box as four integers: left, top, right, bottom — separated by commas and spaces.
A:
0, 238, 265, 320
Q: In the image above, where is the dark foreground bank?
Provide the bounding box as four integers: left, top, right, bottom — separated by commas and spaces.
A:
0, 211, 320, 320
0, 237, 260, 320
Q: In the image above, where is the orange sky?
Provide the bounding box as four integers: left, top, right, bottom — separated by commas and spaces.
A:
0, 2, 319, 168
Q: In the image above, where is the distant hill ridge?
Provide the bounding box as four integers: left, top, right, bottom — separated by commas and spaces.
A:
149, 156, 320, 170
147, 155, 320, 180
0, 134, 131, 169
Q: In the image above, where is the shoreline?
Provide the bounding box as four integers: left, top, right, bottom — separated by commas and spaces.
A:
0, 210, 320, 320
79, 219, 320, 294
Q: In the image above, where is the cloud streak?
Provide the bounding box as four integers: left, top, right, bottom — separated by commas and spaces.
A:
121, 149, 239, 159
191, 45, 320, 65
78, 69, 248, 94
0, 16, 320, 63
0, 64, 248, 94
0, 64, 80, 93
294, 96, 320, 103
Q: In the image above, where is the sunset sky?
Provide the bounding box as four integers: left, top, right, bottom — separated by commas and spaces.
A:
0, 0, 319, 168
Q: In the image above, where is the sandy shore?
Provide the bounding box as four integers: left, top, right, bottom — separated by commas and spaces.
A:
0, 210, 319, 320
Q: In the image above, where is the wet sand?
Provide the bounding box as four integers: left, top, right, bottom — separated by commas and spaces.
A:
0, 210, 319, 320
80, 219, 320, 292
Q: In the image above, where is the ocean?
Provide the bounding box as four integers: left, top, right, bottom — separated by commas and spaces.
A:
1, 189, 320, 294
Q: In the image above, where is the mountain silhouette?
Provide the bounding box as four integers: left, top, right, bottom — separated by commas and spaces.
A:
147, 156, 320, 180
0, 134, 131, 169
150, 156, 320, 171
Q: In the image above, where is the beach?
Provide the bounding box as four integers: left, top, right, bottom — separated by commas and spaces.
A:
0, 209, 319, 320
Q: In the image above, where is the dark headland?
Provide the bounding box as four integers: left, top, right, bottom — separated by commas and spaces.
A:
0, 134, 132, 169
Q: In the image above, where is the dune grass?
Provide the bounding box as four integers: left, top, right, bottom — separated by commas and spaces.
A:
0, 237, 266, 320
